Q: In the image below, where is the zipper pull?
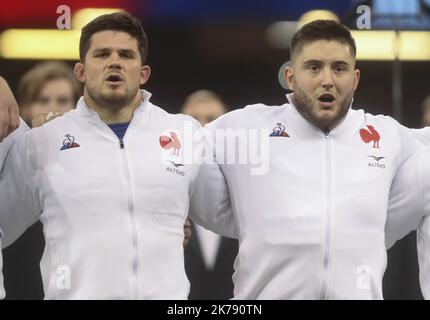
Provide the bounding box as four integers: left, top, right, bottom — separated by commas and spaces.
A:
119, 139, 125, 149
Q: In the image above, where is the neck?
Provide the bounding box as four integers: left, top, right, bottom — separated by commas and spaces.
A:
84, 90, 142, 124
326, 114, 348, 132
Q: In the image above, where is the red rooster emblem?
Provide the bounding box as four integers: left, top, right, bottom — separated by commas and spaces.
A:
359, 125, 380, 148
159, 131, 181, 156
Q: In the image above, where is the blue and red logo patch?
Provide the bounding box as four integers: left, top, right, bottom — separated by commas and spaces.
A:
60, 134, 80, 151
270, 122, 290, 137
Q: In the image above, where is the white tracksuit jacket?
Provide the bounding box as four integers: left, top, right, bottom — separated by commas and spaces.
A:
386, 146, 430, 299
0, 91, 202, 299
0, 119, 29, 299
190, 94, 422, 299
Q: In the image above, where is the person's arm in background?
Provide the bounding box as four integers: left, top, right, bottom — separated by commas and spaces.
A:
385, 118, 425, 246
0, 119, 30, 300
418, 216, 430, 299
0, 130, 42, 249
0, 76, 20, 141
416, 150, 430, 299
189, 123, 237, 239
386, 148, 430, 299
189, 158, 237, 238
386, 149, 426, 248
417, 215, 430, 300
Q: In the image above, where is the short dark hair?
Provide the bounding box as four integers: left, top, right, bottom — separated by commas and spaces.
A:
290, 20, 356, 62
79, 12, 148, 64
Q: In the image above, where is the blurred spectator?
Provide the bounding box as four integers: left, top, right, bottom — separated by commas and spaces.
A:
182, 89, 238, 300
17, 61, 81, 128
182, 90, 226, 126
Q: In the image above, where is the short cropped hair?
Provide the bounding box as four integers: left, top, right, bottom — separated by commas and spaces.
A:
79, 12, 148, 64
290, 19, 356, 61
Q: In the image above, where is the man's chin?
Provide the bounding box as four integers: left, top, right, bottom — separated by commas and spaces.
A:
310, 109, 337, 126
102, 90, 127, 101
314, 107, 349, 130
93, 92, 128, 109
315, 109, 337, 120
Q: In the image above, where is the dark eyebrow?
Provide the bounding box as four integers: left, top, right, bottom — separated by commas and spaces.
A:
303, 59, 351, 66
332, 60, 350, 66
303, 59, 322, 66
92, 48, 110, 54
92, 48, 137, 54
118, 49, 136, 55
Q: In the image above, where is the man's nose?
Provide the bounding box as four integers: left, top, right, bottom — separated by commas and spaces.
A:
107, 53, 122, 69
321, 67, 334, 89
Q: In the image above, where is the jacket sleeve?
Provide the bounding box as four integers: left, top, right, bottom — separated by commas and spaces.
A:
189, 122, 238, 239
0, 247, 3, 299
0, 130, 42, 248
417, 150, 430, 300
0, 119, 29, 166
410, 127, 430, 146
418, 216, 430, 299
0, 119, 30, 299
386, 148, 427, 249
398, 124, 424, 163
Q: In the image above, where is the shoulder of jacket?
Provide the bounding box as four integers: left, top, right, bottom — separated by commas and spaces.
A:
417, 146, 430, 163
149, 103, 202, 129
30, 109, 74, 132
243, 103, 288, 114
211, 103, 287, 128
359, 110, 403, 129
24, 110, 80, 147
362, 111, 396, 123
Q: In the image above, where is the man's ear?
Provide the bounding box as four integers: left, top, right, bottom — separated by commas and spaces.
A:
353, 68, 360, 91
74, 62, 85, 84
139, 65, 151, 86
285, 66, 294, 91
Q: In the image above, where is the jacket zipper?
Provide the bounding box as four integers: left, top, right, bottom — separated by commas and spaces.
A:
118, 137, 140, 300
320, 132, 333, 299
98, 121, 140, 299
